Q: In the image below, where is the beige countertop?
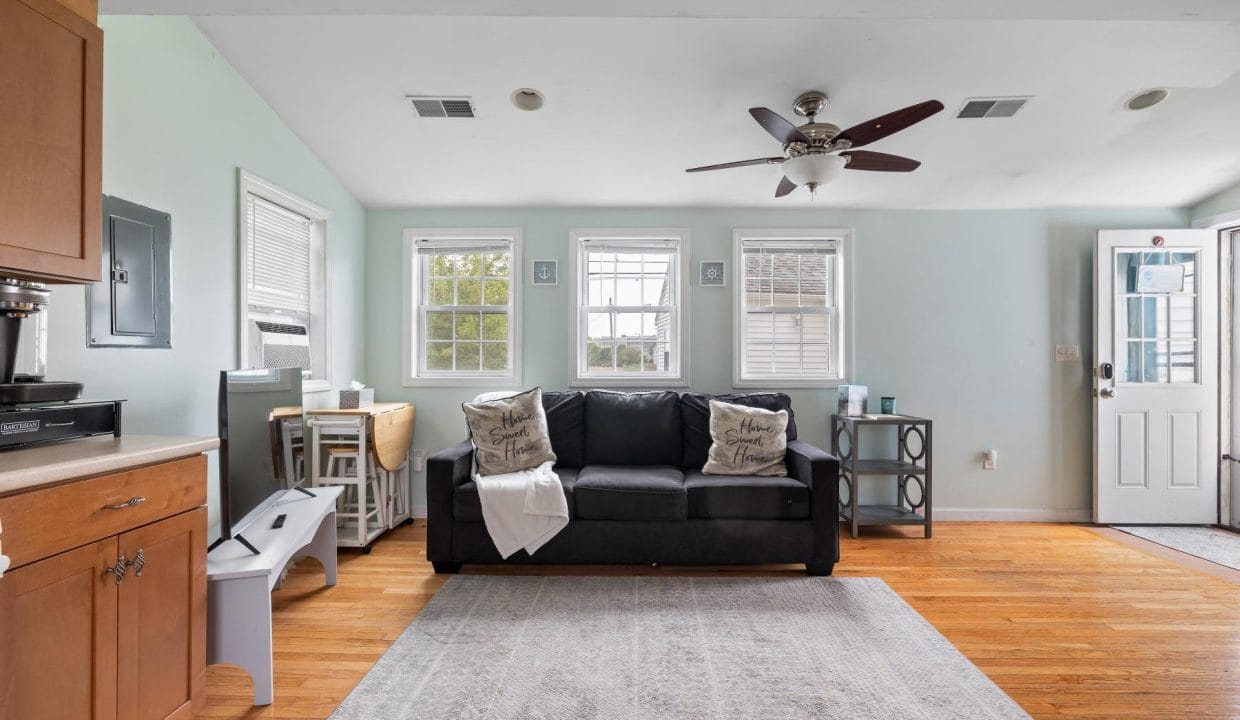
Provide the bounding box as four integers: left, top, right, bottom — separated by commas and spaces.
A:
0, 435, 219, 495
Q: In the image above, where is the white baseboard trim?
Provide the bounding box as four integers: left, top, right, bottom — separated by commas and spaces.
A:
412, 504, 428, 519
932, 507, 1092, 523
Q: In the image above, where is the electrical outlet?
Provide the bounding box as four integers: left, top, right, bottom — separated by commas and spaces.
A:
1054, 344, 1080, 362
982, 449, 997, 470
412, 449, 426, 472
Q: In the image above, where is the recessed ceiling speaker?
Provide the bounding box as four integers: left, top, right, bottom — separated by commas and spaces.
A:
1127, 88, 1169, 111
510, 88, 545, 111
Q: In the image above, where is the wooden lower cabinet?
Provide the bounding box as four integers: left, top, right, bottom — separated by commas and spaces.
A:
0, 538, 119, 720
0, 457, 208, 720
117, 509, 207, 720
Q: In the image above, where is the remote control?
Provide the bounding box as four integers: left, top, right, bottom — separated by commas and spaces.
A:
272, 514, 287, 529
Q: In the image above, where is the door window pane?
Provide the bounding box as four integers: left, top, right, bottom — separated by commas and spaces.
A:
1143, 341, 1167, 383
1141, 296, 1166, 339
1169, 294, 1196, 339
1169, 341, 1197, 383
1123, 341, 1142, 383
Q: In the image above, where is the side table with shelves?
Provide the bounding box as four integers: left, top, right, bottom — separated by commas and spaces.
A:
831, 414, 933, 538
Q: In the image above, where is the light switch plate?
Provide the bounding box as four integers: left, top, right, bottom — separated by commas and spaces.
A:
1054, 344, 1080, 362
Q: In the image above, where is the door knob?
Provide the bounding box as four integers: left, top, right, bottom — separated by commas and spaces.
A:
1100, 388, 1117, 398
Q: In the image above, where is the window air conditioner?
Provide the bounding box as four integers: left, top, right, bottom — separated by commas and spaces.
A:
250, 319, 311, 371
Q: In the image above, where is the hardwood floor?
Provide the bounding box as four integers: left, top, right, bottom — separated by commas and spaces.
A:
201, 522, 1240, 719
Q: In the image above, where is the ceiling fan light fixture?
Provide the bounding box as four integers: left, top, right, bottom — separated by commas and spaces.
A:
782, 154, 847, 188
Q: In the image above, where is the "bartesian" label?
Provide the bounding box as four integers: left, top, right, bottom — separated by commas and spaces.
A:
1, 420, 40, 435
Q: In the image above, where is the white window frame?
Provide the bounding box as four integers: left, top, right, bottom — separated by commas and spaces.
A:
237, 170, 332, 393
569, 228, 690, 387
402, 228, 523, 387
733, 228, 852, 388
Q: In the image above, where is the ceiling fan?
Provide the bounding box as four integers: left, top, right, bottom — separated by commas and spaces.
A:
686, 91, 945, 198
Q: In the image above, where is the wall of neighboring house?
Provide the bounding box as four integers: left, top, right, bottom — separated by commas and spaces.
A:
44, 16, 366, 530
364, 206, 1188, 519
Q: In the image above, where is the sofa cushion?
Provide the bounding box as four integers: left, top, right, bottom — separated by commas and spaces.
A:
574, 465, 686, 521
683, 470, 809, 520
584, 390, 682, 466
542, 391, 585, 468
681, 392, 798, 469
462, 387, 557, 475
455, 466, 579, 522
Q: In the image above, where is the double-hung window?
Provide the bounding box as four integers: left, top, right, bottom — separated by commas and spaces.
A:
238, 171, 331, 391
570, 229, 688, 386
733, 229, 849, 387
403, 229, 521, 385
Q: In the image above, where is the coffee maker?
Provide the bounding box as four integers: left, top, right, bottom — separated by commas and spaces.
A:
0, 277, 121, 448
0, 278, 80, 403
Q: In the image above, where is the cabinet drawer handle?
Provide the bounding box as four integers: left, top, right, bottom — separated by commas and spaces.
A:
103, 556, 128, 585
103, 496, 146, 510
45, 421, 76, 428
125, 548, 145, 577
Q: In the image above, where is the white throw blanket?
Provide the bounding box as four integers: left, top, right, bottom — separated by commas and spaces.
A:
474, 460, 568, 559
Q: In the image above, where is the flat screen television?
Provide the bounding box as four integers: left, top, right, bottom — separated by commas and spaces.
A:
212, 368, 304, 553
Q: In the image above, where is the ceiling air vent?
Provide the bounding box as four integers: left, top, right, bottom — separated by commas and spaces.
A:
956, 96, 1031, 119
407, 96, 475, 118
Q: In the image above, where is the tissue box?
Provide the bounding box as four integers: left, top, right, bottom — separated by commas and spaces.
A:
837, 385, 868, 416
338, 388, 374, 409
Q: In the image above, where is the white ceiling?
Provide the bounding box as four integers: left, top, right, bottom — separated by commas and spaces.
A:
123, 5, 1240, 208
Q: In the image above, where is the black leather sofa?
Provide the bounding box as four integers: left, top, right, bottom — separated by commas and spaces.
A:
426, 390, 840, 575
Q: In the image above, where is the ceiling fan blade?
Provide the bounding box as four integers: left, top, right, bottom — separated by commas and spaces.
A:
841, 150, 922, 172
685, 157, 785, 173
749, 107, 812, 146
835, 100, 945, 149
775, 176, 797, 197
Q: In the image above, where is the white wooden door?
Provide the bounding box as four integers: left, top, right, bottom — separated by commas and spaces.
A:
1095, 230, 1218, 524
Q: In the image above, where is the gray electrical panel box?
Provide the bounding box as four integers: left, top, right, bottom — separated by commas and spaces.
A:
87, 196, 172, 348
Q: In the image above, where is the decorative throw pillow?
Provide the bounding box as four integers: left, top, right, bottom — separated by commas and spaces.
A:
462, 388, 557, 476
702, 399, 789, 476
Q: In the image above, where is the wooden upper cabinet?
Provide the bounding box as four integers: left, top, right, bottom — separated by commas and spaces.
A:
0, 0, 102, 283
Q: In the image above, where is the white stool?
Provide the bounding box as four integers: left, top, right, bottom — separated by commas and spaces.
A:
278, 417, 305, 490
309, 417, 387, 552
382, 461, 411, 528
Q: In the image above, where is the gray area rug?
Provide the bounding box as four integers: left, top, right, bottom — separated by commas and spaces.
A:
329, 576, 1029, 720
1116, 525, 1240, 571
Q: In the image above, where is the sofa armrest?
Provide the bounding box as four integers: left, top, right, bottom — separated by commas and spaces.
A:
786, 439, 840, 565
426, 440, 474, 562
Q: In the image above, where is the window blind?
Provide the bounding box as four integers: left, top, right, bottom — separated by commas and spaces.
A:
415, 238, 512, 254
579, 238, 680, 253
246, 194, 312, 315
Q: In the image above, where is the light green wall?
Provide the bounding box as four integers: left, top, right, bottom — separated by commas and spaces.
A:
366, 206, 1188, 517
45, 16, 366, 527
1193, 179, 1240, 223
